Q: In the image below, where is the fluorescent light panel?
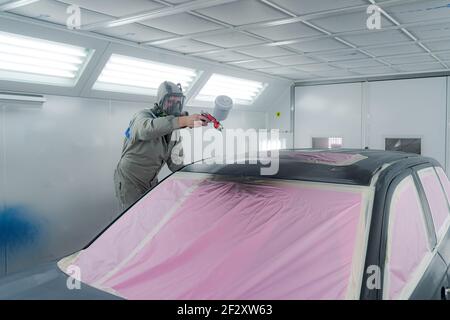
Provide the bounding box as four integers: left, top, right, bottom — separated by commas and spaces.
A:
94, 54, 200, 96
196, 74, 266, 105
0, 31, 91, 86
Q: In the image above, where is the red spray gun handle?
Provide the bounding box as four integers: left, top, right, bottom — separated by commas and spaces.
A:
201, 112, 223, 131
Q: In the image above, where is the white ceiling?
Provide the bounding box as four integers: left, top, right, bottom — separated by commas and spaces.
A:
1, 0, 450, 82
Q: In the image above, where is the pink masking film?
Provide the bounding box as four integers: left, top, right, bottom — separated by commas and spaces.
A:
72, 177, 200, 284
388, 181, 428, 299
98, 179, 362, 299
419, 169, 449, 235
436, 167, 450, 211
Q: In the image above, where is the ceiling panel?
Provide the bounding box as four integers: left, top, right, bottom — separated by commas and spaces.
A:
287, 38, 349, 52
366, 44, 425, 56
235, 45, 294, 58
408, 22, 450, 41
289, 73, 318, 80
395, 62, 445, 72
384, 0, 450, 24
194, 32, 265, 48
262, 66, 313, 77
194, 0, 288, 26
9, 0, 113, 26
295, 63, 338, 73
229, 60, 279, 69
141, 13, 223, 35
341, 29, 411, 46
96, 23, 175, 43
381, 54, 437, 65
4, 0, 449, 83
423, 40, 450, 51
195, 51, 255, 62
59, 0, 164, 17
246, 23, 322, 41
334, 59, 385, 69
269, 0, 367, 15
292, 76, 318, 80
163, 0, 191, 4
267, 71, 315, 80
267, 54, 317, 66
292, 76, 317, 80
437, 51, 450, 61
350, 66, 396, 75
311, 10, 394, 33
315, 49, 368, 62
312, 69, 359, 78
153, 38, 220, 53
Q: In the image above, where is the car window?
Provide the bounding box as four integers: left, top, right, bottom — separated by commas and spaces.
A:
418, 167, 450, 239
385, 175, 430, 299
435, 167, 450, 208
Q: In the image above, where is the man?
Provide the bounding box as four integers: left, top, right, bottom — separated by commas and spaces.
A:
114, 81, 209, 210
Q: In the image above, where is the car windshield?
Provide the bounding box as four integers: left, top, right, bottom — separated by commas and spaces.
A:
58, 172, 370, 299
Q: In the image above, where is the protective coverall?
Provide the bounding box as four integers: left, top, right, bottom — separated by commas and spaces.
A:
114, 108, 184, 210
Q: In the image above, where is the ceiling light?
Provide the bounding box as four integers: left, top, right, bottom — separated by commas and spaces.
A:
195, 74, 266, 105
93, 54, 200, 96
0, 31, 92, 86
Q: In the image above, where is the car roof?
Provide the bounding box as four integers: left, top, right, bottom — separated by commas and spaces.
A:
181, 149, 436, 186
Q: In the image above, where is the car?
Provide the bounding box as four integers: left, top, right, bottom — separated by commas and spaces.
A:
1, 149, 450, 300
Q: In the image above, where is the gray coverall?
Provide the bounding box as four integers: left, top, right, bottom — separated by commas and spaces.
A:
114, 108, 184, 210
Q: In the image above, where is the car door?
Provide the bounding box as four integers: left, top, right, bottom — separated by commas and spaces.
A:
381, 167, 448, 300
429, 166, 450, 299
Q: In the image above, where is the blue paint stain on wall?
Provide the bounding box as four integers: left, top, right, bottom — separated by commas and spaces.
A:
0, 206, 49, 276
0, 206, 42, 251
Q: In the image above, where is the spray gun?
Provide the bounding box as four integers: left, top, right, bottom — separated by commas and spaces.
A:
202, 95, 233, 131
201, 112, 223, 131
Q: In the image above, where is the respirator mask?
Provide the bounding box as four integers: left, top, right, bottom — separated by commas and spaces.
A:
156, 81, 186, 117
161, 93, 185, 116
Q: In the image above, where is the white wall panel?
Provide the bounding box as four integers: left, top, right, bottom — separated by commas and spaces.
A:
293, 77, 448, 172
2, 96, 118, 275
294, 83, 362, 148
368, 77, 447, 168
266, 86, 293, 148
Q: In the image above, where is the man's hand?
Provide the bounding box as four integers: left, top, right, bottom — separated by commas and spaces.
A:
178, 114, 210, 128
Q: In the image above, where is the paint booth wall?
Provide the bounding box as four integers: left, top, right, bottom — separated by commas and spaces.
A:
295, 82, 363, 149
0, 95, 267, 276
294, 77, 449, 172
266, 86, 294, 149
